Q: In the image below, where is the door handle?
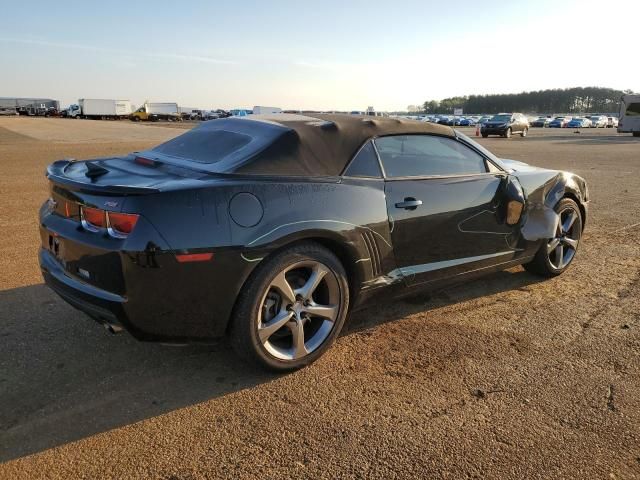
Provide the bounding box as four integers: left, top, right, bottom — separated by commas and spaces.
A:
395, 197, 423, 210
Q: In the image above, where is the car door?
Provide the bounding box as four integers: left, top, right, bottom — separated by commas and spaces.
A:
375, 134, 522, 286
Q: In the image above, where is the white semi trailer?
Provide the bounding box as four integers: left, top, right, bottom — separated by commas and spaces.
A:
65, 99, 132, 119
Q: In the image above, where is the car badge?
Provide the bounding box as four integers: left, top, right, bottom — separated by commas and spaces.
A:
104, 201, 118, 208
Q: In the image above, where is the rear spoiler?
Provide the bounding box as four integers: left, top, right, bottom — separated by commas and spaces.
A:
46, 160, 160, 195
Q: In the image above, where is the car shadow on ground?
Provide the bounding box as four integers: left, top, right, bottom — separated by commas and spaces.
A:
0, 267, 543, 462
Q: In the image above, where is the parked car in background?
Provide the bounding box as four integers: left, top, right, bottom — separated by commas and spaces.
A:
607, 116, 618, 128
458, 117, 477, 126
446, 117, 466, 126
230, 109, 252, 116
196, 110, 219, 121
44, 107, 62, 118
531, 116, 552, 127
38, 113, 589, 370
481, 113, 529, 138
588, 115, 607, 128
477, 116, 492, 125
549, 116, 570, 128
567, 117, 592, 128
618, 94, 640, 137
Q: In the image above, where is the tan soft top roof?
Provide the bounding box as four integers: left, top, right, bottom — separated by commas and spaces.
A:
150, 113, 455, 176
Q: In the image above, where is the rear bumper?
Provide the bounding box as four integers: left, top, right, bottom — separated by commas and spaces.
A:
40, 248, 127, 333
38, 191, 257, 342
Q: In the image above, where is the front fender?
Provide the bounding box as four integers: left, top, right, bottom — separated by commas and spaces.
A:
516, 170, 588, 242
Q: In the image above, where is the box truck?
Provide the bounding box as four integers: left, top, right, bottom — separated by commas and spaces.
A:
618, 94, 640, 137
130, 102, 180, 121
64, 99, 132, 119
253, 106, 282, 115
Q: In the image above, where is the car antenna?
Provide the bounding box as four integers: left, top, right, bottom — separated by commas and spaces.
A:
85, 161, 109, 180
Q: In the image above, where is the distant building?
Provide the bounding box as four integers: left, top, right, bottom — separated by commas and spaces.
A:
0, 97, 60, 115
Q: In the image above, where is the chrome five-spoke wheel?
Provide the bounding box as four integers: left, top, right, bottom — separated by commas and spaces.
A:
230, 242, 349, 371
546, 207, 580, 270
259, 261, 340, 361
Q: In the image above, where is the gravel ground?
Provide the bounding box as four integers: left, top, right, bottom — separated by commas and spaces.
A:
0, 118, 638, 479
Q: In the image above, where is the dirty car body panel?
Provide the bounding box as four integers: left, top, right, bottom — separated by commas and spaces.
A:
38, 114, 589, 343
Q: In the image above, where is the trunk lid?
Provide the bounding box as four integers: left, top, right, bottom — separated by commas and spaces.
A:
46, 155, 213, 195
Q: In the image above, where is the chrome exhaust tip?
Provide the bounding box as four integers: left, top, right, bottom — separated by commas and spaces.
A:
103, 322, 123, 334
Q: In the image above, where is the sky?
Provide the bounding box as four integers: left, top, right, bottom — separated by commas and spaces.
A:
1, 0, 638, 111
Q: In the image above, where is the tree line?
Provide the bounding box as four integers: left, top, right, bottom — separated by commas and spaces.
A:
416, 87, 633, 114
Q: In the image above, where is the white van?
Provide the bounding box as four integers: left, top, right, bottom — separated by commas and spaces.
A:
618, 94, 640, 137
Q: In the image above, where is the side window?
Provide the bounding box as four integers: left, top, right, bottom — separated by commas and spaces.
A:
344, 141, 382, 178
374, 135, 488, 178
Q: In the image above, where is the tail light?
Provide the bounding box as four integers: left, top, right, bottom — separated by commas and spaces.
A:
81, 206, 106, 231
134, 156, 158, 167
107, 212, 139, 238
80, 206, 139, 238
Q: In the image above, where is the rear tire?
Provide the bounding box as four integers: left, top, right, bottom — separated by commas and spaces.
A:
521, 127, 528, 137
229, 242, 349, 371
504, 128, 512, 138
523, 198, 582, 277
481, 133, 488, 138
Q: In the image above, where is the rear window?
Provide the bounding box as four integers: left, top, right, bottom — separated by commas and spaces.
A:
625, 103, 640, 116
344, 141, 382, 178
151, 129, 252, 164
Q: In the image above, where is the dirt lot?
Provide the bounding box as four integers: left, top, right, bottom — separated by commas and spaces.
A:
1, 118, 639, 479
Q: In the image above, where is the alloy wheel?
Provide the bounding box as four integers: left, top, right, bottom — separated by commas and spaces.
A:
258, 260, 341, 361
547, 207, 580, 270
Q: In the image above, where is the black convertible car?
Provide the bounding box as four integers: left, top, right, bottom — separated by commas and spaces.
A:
39, 114, 588, 370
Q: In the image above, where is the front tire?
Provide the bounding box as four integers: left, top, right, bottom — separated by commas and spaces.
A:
229, 242, 349, 371
504, 128, 512, 138
521, 127, 528, 137
523, 198, 582, 277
